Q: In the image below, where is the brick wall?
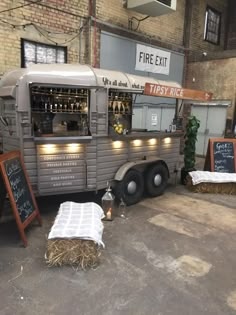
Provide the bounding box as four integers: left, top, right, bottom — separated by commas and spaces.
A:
186, 59, 236, 123
187, 0, 228, 63
227, 0, 236, 49
0, 0, 89, 76
0, 1, 187, 76
96, 0, 186, 48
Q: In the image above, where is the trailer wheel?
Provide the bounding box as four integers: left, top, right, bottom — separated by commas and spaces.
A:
115, 169, 144, 206
145, 164, 168, 197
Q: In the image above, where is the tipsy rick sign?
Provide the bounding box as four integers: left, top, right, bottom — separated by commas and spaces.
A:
144, 83, 213, 101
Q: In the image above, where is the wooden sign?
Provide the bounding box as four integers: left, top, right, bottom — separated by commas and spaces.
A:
204, 138, 236, 173
144, 83, 213, 101
0, 151, 42, 246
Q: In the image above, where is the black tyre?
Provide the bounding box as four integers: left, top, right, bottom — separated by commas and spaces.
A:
115, 169, 144, 206
145, 164, 168, 197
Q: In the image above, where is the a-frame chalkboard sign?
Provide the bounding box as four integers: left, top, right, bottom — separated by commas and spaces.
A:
204, 138, 236, 173
0, 151, 42, 247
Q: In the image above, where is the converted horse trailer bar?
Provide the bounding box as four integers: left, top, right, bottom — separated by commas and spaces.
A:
0, 64, 183, 205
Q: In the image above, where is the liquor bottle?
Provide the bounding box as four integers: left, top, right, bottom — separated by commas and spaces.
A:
113, 95, 119, 114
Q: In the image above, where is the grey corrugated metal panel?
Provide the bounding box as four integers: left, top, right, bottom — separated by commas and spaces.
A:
39, 174, 83, 183
86, 159, 96, 166
97, 166, 119, 175
23, 148, 37, 156
24, 161, 37, 170
86, 145, 97, 153
28, 176, 37, 184
38, 153, 83, 162
97, 156, 128, 164
3, 135, 19, 145
129, 152, 150, 160
37, 145, 85, 155
24, 156, 37, 163
39, 166, 84, 176
97, 173, 116, 182
87, 166, 97, 173
97, 152, 128, 160
25, 169, 37, 177
39, 160, 85, 168
39, 186, 84, 195
97, 137, 113, 144
87, 184, 97, 190
96, 142, 127, 151
87, 152, 97, 160
97, 160, 128, 170
130, 145, 160, 152
2, 142, 19, 151
39, 179, 85, 190
97, 118, 106, 125
97, 181, 109, 190
97, 149, 128, 157
97, 125, 106, 132
23, 141, 36, 149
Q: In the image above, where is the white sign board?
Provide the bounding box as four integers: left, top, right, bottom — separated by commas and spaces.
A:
151, 114, 158, 126
135, 44, 171, 75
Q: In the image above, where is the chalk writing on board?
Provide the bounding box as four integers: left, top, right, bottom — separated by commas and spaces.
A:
213, 142, 235, 173
4, 157, 34, 222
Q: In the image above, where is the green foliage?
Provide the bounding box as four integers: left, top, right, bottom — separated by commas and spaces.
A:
183, 115, 200, 170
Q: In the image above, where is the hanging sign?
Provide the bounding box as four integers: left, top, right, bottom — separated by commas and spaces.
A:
144, 83, 213, 101
135, 44, 171, 75
0, 151, 42, 246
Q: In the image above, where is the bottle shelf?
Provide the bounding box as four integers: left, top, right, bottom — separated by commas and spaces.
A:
32, 109, 88, 114
31, 91, 88, 98
108, 111, 133, 115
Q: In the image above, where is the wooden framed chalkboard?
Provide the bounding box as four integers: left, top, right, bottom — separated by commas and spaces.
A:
204, 138, 236, 173
0, 151, 42, 246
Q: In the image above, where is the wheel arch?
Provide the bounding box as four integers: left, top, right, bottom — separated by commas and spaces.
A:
114, 157, 169, 182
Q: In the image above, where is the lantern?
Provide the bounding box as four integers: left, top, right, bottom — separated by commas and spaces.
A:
119, 198, 127, 219
102, 184, 115, 221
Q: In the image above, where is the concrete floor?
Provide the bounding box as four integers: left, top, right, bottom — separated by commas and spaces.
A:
1, 176, 236, 314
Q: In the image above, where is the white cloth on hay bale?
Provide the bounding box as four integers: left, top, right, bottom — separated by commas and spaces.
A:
189, 171, 236, 186
48, 202, 105, 247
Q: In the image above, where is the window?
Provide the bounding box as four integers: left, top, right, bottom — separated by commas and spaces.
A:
204, 6, 221, 45
21, 39, 67, 68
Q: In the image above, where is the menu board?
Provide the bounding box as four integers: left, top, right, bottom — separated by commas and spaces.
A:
0, 151, 42, 246
204, 138, 236, 173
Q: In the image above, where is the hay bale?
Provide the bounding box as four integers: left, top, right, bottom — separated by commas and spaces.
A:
46, 239, 101, 269
186, 176, 236, 194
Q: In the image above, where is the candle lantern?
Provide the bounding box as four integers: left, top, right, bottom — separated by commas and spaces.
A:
119, 198, 127, 219
102, 184, 115, 221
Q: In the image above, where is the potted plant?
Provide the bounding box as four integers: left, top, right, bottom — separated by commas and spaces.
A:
181, 115, 200, 184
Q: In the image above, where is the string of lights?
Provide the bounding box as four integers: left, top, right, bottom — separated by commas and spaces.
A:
0, 17, 89, 45
0, 0, 42, 14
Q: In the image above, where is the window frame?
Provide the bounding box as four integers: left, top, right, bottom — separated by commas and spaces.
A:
204, 6, 221, 45
21, 39, 67, 68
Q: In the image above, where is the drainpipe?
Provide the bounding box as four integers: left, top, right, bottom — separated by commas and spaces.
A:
89, 0, 97, 67
183, 0, 193, 87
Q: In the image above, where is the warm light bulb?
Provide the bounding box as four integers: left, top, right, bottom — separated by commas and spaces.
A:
149, 138, 157, 145
44, 144, 56, 153
164, 137, 171, 144
67, 143, 80, 153
113, 141, 123, 149
133, 139, 142, 146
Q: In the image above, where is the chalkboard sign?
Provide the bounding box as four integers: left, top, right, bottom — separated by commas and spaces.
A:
204, 138, 236, 173
0, 151, 42, 246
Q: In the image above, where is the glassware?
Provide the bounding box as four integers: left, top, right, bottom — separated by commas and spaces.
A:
102, 183, 115, 221
119, 198, 127, 219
